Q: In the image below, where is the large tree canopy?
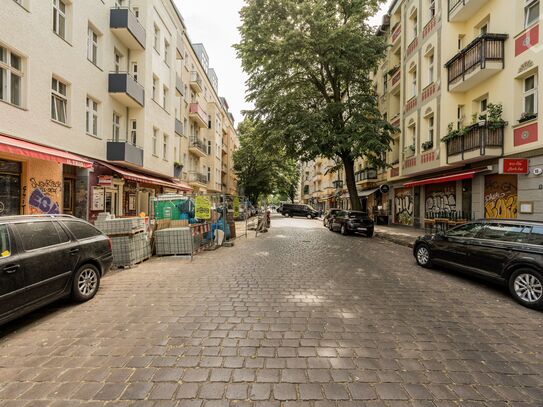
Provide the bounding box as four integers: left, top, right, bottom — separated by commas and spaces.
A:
236, 0, 395, 210
234, 119, 300, 204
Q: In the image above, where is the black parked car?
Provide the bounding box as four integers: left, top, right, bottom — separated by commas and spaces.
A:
323, 208, 341, 228
414, 219, 543, 309
278, 204, 319, 219
329, 210, 374, 237
0, 215, 113, 325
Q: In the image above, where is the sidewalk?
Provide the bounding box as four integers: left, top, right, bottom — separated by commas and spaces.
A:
374, 224, 427, 248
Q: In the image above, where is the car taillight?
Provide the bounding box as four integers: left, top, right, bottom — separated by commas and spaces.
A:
107, 237, 112, 252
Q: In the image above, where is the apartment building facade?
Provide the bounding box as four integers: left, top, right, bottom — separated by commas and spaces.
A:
0, 0, 239, 222
303, 0, 542, 226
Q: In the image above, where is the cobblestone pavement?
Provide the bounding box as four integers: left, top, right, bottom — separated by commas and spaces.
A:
1, 216, 542, 407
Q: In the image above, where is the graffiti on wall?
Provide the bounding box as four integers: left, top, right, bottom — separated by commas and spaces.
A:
484, 175, 518, 219
425, 182, 457, 213
394, 188, 414, 225
28, 178, 61, 214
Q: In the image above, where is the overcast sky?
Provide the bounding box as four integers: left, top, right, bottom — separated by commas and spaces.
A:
175, 0, 392, 125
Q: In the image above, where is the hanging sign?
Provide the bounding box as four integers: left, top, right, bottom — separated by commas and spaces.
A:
195, 196, 211, 219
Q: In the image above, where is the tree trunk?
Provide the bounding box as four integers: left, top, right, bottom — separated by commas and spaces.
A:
342, 155, 362, 211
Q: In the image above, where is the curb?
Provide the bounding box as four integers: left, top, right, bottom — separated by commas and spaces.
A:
375, 233, 415, 248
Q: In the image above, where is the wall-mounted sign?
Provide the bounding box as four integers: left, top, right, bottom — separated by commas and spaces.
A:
499, 158, 529, 175
519, 202, 534, 214
98, 175, 113, 186
91, 187, 105, 211
380, 184, 390, 193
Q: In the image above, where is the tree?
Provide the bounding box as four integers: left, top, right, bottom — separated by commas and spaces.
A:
233, 119, 300, 204
236, 0, 395, 211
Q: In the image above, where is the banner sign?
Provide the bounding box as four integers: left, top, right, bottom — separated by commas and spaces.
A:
499, 158, 529, 174
233, 197, 240, 218
195, 196, 211, 219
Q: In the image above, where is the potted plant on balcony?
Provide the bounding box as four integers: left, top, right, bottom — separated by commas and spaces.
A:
442, 122, 467, 142
519, 112, 538, 124
422, 140, 433, 151
174, 162, 183, 178
403, 144, 416, 158
486, 103, 506, 129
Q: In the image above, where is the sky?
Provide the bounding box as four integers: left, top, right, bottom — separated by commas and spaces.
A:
175, 0, 392, 125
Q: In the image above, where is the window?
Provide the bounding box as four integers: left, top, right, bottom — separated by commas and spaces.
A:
411, 125, 416, 148
0, 46, 23, 107
428, 53, 434, 84
52, 0, 66, 39
133, 7, 139, 19
524, 74, 538, 114
207, 167, 211, 182
383, 75, 387, 94
530, 226, 543, 245
86, 97, 98, 136
51, 77, 68, 124
164, 40, 170, 65
152, 76, 158, 100
131, 61, 138, 82
0, 225, 11, 258
480, 98, 488, 113
154, 24, 160, 52
446, 223, 485, 238
429, 0, 435, 18
428, 116, 434, 143
87, 27, 98, 65
184, 118, 188, 135
16, 221, 64, 251
163, 134, 168, 158
411, 68, 417, 97
62, 220, 102, 240
478, 224, 531, 243
480, 24, 488, 35
163, 85, 168, 109
525, 0, 540, 28
114, 50, 122, 73
457, 105, 464, 129
112, 112, 121, 141
413, 15, 418, 39
208, 140, 212, 155
152, 128, 158, 155
130, 120, 137, 145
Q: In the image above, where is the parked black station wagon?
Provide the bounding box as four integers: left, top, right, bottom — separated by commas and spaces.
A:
414, 219, 543, 309
0, 215, 113, 325
329, 210, 374, 237
278, 204, 319, 219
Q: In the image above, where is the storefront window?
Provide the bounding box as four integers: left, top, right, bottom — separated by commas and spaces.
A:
0, 159, 21, 216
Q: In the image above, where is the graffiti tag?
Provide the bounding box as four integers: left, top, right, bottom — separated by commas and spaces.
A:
29, 178, 61, 195
395, 190, 413, 225
29, 188, 60, 214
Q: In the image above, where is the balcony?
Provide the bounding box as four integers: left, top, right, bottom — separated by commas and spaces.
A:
391, 23, 401, 46
175, 119, 184, 136
176, 76, 184, 96
222, 142, 228, 154
176, 35, 184, 59
446, 124, 504, 164
446, 34, 507, 93
189, 103, 208, 128
448, 0, 487, 22
389, 69, 401, 94
110, 8, 146, 50
190, 71, 203, 93
389, 163, 400, 179
188, 172, 208, 188
333, 180, 343, 190
107, 140, 143, 167
221, 163, 228, 174
189, 137, 208, 158
108, 72, 144, 107
355, 169, 378, 183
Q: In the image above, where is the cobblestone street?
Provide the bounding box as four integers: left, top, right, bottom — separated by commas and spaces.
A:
0, 216, 542, 406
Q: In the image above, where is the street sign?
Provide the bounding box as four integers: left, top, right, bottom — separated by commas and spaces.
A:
499, 158, 529, 174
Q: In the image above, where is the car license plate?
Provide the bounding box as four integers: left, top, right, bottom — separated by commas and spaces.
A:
357, 227, 367, 231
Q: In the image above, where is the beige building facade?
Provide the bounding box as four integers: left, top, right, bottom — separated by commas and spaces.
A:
0, 0, 238, 221
303, 0, 542, 226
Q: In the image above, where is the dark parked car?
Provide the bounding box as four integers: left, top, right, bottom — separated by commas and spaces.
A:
0, 215, 113, 325
329, 210, 374, 237
323, 208, 340, 228
414, 219, 543, 309
278, 204, 319, 219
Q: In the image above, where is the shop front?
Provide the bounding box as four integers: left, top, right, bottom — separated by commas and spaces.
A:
0, 133, 93, 218
483, 174, 518, 219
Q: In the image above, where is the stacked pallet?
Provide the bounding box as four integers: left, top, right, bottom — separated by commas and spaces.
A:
95, 213, 151, 267
155, 227, 197, 256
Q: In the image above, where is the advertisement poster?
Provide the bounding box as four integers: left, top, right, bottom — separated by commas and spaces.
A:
92, 187, 105, 211
233, 197, 240, 218
195, 196, 211, 219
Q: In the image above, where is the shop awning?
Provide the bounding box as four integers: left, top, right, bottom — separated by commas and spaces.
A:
98, 161, 192, 191
403, 169, 486, 188
0, 133, 93, 168
357, 188, 379, 198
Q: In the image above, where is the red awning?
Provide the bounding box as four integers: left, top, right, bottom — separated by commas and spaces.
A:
403, 169, 486, 188
98, 161, 192, 191
0, 133, 93, 168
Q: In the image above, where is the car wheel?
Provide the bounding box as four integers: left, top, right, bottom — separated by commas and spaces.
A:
509, 269, 543, 309
72, 264, 100, 302
415, 244, 432, 268
307, 214, 312, 219
288, 213, 293, 218
341, 225, 348, 235
366, 230, 374, 238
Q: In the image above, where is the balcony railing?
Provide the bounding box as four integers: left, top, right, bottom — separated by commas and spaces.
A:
108, 72, 145, 107
189, 103, 209, 128
448, 0, 487, 22
355, 169, 378, 183
110, 8, 146, 50
446, 124, 504, 163
391, 23, 401, 44
188, 171, 208, 185
445, 34, 507, 92
107, 140, 143, 167
189, 137, 208, 156
190, 71, 203, 93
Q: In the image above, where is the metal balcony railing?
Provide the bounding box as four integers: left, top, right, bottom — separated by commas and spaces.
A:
446, 123, 504, 162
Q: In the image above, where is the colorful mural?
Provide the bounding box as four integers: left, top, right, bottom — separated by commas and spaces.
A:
394, 187, 414, 225
425, 182, 457, 213
484, 175, 518, 219
28, 177, 61, 214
